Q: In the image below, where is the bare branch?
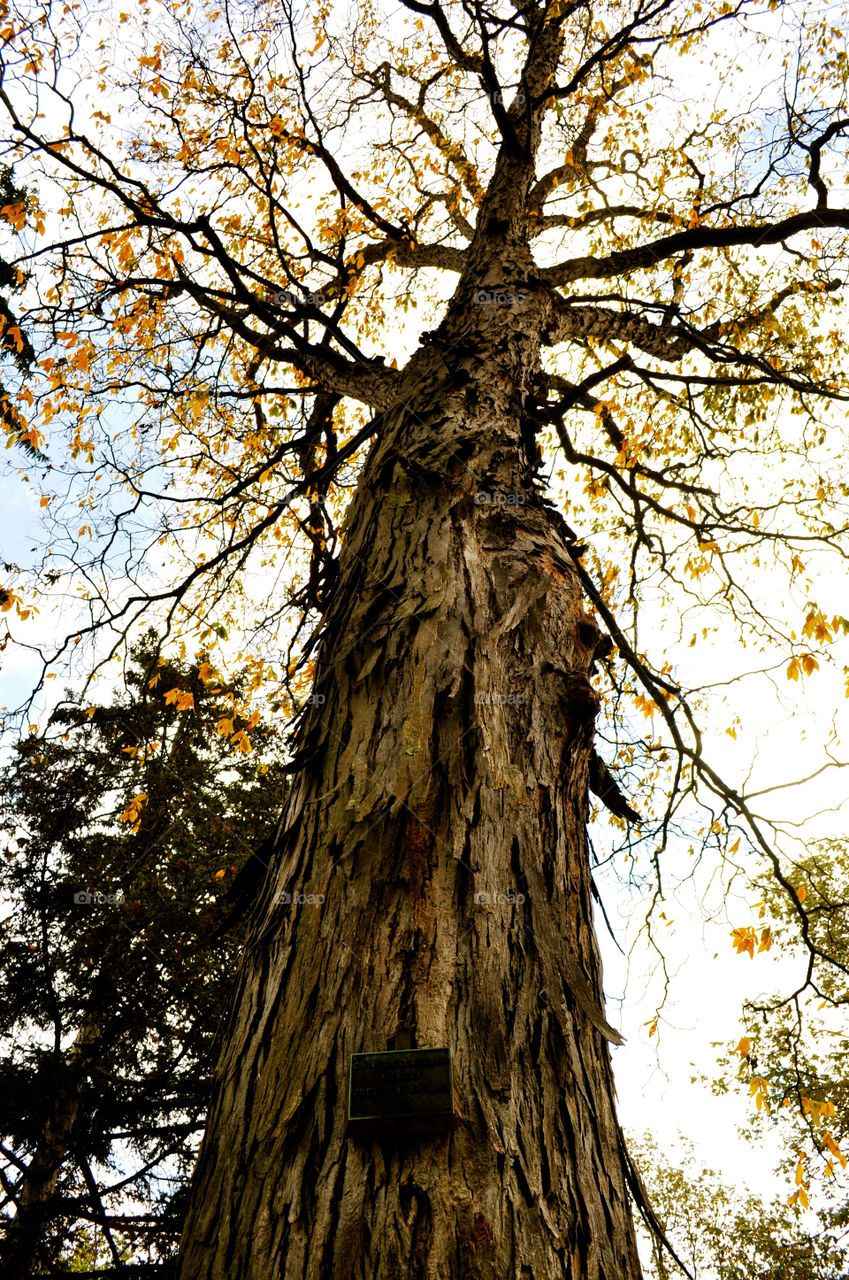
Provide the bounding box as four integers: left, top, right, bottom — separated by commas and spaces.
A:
540, 207, 849, 286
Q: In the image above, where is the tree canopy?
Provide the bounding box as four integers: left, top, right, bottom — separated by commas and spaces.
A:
631, 1131, 849, 1279
0, 0, 846, 798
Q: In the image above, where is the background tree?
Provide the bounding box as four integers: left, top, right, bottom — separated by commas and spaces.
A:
0, 634, 288, 1278
0, 0, 847, 1275
0, 164, 37, 457
710, 838, 849, 1227
629, 1132, 849, 1279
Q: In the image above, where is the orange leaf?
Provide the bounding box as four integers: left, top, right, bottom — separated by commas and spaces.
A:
731, 926, 756, 958
824, 1132, 847, 1169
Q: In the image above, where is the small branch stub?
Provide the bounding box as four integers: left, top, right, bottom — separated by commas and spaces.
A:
347, 1047, 460, 1138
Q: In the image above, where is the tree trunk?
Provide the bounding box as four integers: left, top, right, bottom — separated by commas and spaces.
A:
176, 295, 643, 1277
1, 1015, 102, 1279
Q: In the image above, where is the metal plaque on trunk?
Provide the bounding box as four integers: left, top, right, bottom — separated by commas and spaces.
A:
347, 1047, 459, 1137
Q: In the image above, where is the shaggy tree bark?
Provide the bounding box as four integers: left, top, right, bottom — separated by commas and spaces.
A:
177, 134, 641, 1273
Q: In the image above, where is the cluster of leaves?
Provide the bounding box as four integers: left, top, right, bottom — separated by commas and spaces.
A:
712, 839, 849, 1222
0, 633, 287, 1275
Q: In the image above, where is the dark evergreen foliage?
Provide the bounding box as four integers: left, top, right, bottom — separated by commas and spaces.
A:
0, 634, 287, 1274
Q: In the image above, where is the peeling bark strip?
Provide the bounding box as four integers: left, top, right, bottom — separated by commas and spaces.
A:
177, 309, 640, 1276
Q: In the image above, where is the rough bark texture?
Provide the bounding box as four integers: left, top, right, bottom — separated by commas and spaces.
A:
176, 286, 642, 1277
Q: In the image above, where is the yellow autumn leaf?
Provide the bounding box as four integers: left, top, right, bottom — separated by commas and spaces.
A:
824, 1132, 847, 1169
118, 793, 148, 832
163, 688, 194, 710
731, 926, 756, 958
70, 346, 91, 371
